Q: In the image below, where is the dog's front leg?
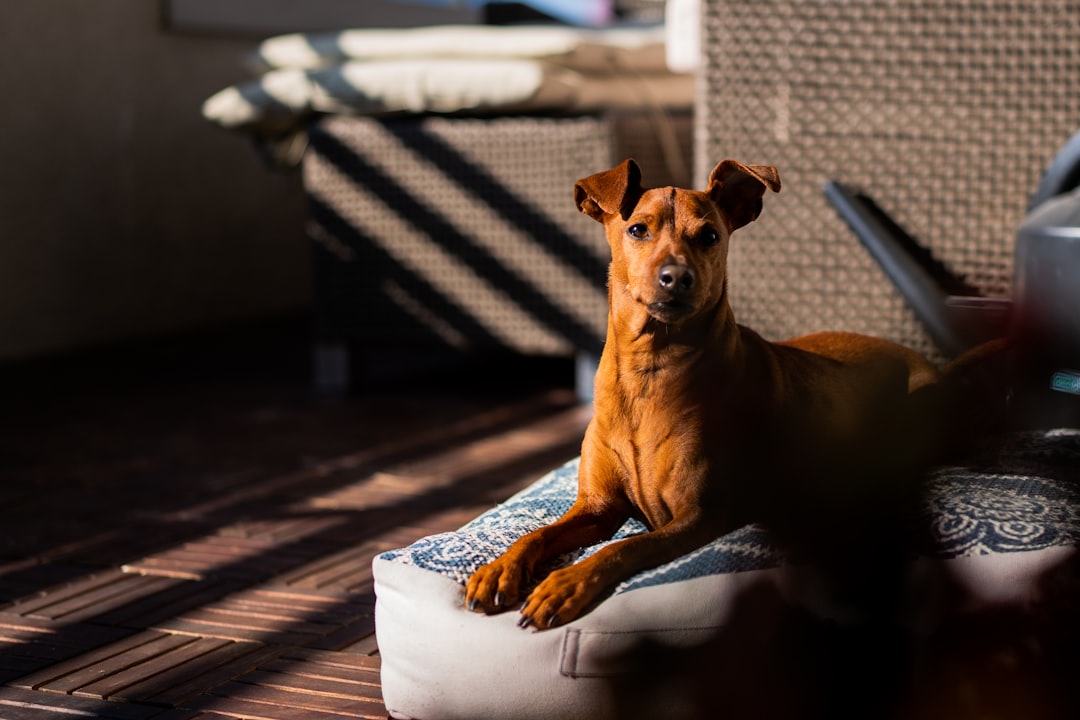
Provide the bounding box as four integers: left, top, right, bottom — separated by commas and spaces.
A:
465, 499, 627, 615
516, 510, 716, 629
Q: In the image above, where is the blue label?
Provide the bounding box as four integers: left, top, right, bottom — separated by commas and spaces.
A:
1050, 370, 1080, 395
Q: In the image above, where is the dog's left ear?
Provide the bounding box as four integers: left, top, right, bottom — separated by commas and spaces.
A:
574, 158, 644, 222
706, 160, 781, 231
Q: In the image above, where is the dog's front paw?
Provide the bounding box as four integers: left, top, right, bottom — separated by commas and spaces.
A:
517, 565, 600, 630
465, 558, 528, 614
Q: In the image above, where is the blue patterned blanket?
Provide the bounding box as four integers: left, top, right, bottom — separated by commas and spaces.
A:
379, 428, 1080, 595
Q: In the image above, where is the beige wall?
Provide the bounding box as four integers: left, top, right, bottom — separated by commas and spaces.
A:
0, 0, 311, 362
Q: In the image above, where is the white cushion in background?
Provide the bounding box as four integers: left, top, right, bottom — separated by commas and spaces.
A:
201, 58, 694, 132
204, 60, 556, 130
249, 23, 672, 72
373, 431, 1080, 720
201, 22, 694, 134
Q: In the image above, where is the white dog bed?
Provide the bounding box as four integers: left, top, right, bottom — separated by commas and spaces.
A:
373, 430, 1080, 720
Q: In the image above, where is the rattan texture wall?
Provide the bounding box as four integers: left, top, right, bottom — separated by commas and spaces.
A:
304, 116, 615, 360
697, 0, 1080, 361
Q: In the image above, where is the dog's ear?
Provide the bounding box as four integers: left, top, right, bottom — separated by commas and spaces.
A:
574, 158, 644, 222
706, 160, 781, 231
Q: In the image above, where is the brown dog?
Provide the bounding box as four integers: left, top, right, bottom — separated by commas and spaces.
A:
465, 158, 944, 630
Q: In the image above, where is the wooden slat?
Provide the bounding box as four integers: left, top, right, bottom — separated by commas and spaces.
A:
153, 588, 373, 647
47, 521, 218, 570
269, 647, 381, 671
0, 686, 161, 719
218, 516, 347, 544
297, 405, 587, 522
121, 558, 218, 582
196, 680, 388, 719
1, 570, 131, 616
11, 629, 170, 690
13, 628, 285, 709
371, 405, 589, 485
0, 516, 216, 571
199, 587, 374, 624
231, 669, 376, 700
122, 535, 331, 582
36, 575, 182, 623
0, 562, 98, 609
172, 609, 334, 635
304, 615, 376, 653
261, 648, 381, 688
401, 503, 500, 535
0, 612, 133, 680
74, 636, 236, 701
365, 525, 440, 549
7, 573, 183, 623
305, 474, 420, 511
148, 710, 242, 720
96, 577, 244, 629
133, 643, 286, 709
270, 542, 389, 593
122, 538, 277, 580
75, 634, 237, 703
41, 632, 196, 695
339, 633, 379, 657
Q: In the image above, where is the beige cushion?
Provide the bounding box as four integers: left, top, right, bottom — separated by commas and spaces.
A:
250, 23, 671, 73
203, 60, 693, 133
202, 22, 693, 134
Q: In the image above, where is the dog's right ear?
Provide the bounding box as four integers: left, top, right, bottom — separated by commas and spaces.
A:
707, 160, 781, 231
574, 159, 643, 222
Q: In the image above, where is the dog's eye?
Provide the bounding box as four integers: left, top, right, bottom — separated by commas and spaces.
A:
626, 223, 650, 240
699, 228, 721, 247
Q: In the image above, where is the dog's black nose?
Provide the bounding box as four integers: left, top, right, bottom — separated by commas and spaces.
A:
658, 264, 694, 293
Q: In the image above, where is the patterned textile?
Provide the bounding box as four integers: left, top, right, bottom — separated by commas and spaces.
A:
379, 429, 1080, 594
923, 428, 1080, 557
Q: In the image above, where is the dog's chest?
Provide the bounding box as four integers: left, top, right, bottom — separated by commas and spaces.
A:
602, 393, 726, 527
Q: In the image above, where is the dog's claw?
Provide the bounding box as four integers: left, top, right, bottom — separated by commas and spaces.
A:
494, 592, 503, 608
467, 598, 478, 612
517, 614, 533, 629
548, 614, 561, 629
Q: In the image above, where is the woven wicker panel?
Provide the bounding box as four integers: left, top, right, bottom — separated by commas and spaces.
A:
697, 0, 1080, 360
613, 109, 695, 189
304, 115, 615, 357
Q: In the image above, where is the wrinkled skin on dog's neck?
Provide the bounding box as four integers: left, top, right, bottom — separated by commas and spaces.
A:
609, 275, 740, 377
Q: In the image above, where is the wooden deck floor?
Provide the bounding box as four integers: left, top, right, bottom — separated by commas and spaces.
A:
0, 322, 591, 719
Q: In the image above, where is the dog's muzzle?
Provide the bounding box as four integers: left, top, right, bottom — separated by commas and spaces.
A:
647, 263, 696, 323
